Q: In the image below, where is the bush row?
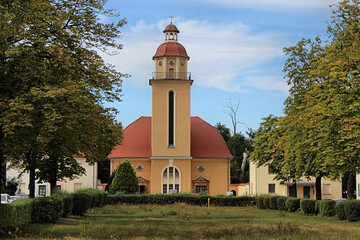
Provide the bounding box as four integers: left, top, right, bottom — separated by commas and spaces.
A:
106, 194, 255, 207
0, 189, 107, 229
255, 195, 360, 222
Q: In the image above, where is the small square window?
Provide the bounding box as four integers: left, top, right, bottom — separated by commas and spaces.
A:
268, 184, 275, 194
195, 185, 207, 193
323, 184, 331, 195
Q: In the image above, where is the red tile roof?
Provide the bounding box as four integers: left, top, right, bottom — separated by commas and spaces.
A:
191, 117, 233, 158
153, 42, 190, 60
164, 24, 179, 33
109, 117, 151, 158
108, 116, 233, 159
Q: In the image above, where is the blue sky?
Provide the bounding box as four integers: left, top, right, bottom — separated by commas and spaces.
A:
100, 0, 341, 135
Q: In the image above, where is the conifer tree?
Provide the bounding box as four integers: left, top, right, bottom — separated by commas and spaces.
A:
109, 159, 138, 194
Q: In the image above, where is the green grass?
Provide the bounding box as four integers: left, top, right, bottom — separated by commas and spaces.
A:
7, 203, 360, 239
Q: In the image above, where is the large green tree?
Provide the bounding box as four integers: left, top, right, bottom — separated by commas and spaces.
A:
0, 0, 126, 197
250, 115, 299, 194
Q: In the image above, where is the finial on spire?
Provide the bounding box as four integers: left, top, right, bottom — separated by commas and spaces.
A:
169, 14, 174, 24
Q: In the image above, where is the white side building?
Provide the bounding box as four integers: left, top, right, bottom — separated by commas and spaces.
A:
6, 157, 98, 197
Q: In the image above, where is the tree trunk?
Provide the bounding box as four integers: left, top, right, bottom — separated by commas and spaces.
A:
347, 172, 354, 200
316, 176, 322, 200
27, 149, 37, 198
49, 156, 58, 195
0, 129, 4, 202
293, 180, 297, 198
29, 163, 36, 198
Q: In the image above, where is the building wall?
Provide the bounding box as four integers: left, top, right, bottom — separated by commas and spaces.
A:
151, 80, 192, 157
191, 158, 230, 195
111, 157, 229, 195
7, 157, 97, 197
249, 161, 342, 199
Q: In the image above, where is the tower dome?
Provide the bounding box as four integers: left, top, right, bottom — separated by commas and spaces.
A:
152, 22, 191, 81
153, 24, 189, 60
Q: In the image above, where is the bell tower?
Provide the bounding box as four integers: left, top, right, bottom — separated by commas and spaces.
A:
150, 22, 193, 157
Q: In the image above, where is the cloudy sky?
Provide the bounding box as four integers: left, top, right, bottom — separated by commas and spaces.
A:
101, 0, 341, 135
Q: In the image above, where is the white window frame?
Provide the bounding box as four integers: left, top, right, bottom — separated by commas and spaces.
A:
161, 166, 181, 194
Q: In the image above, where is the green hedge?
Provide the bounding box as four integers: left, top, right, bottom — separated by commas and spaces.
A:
263, 197, 270, 209
276, 196, 287, 211
301, 199, 316, 215
315, 200, 336, 216
31, 196, 64, 223
335, 201, 346, 220
72, 192, 90, 216
255, 196, 265, 209
344, 200, 360, 222
106, 194, 255, 207
269, 196, 281, 210
285, 198, 300, 212
0, 199, 34, 228
10, 199, 33, 226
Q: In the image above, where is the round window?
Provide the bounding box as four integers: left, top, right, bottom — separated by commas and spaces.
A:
169, 60, 174, 66
136, 165, 144, 172
197, 165, 205, 173
158, 61, 162, 66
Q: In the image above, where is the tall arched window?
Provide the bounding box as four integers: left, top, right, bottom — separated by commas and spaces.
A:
168, 90, 174, 146
162, 166, 180, 193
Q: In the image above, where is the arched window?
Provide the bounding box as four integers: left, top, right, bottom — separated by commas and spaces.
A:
168, 90, 174, 146
170, 33, 174, 40
162, 166, 180, 193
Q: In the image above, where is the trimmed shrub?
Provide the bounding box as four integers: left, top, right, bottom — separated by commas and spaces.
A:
106, 194, 255, 207
335, 201, 346, 220
11, 199, 33, 226
263, 196, 270, 209
344, 200, 360, 222
316, 200, 336, 216
109, 159, 138, 194
276, 196, 288, 211
61, 193, 74, 218
285, 198, 300, 212
0, 199, 34, 228
0, 204, 15, 228
72, 191, 90, 216
31, 196, 64, 223
269, 196, 280, 210
301, 199, 316, 215
256, 196, 265, 209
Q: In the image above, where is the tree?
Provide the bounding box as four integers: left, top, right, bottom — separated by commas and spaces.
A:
109, 159, 138, 194
250, 115, 299, 197
215, 123, 253, 183
215, 122, 231, 143
223, 98, 246, 135
305, 0, 360, 199
0, 0, 126, 197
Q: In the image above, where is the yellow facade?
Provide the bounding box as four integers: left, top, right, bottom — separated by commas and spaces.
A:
109, 23, 231, 196
249, 161, 343, 199
150, 80, 192, 157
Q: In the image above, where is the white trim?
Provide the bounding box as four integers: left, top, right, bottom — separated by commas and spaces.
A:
150, 156, 192, 160
161, 165, 181, 194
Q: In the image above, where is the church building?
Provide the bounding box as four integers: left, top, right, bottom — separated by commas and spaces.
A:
108, 22, 233, 195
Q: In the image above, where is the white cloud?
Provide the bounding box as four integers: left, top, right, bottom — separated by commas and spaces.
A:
101, 18, 287, 92
194, 0, 341, 10
245, 76, 290, 93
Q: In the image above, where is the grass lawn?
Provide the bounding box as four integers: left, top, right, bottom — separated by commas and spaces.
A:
10, 203, 360, 239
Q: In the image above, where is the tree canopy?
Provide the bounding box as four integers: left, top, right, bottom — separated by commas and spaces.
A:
0, 0, 126, 196
250, 0, 360, 199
